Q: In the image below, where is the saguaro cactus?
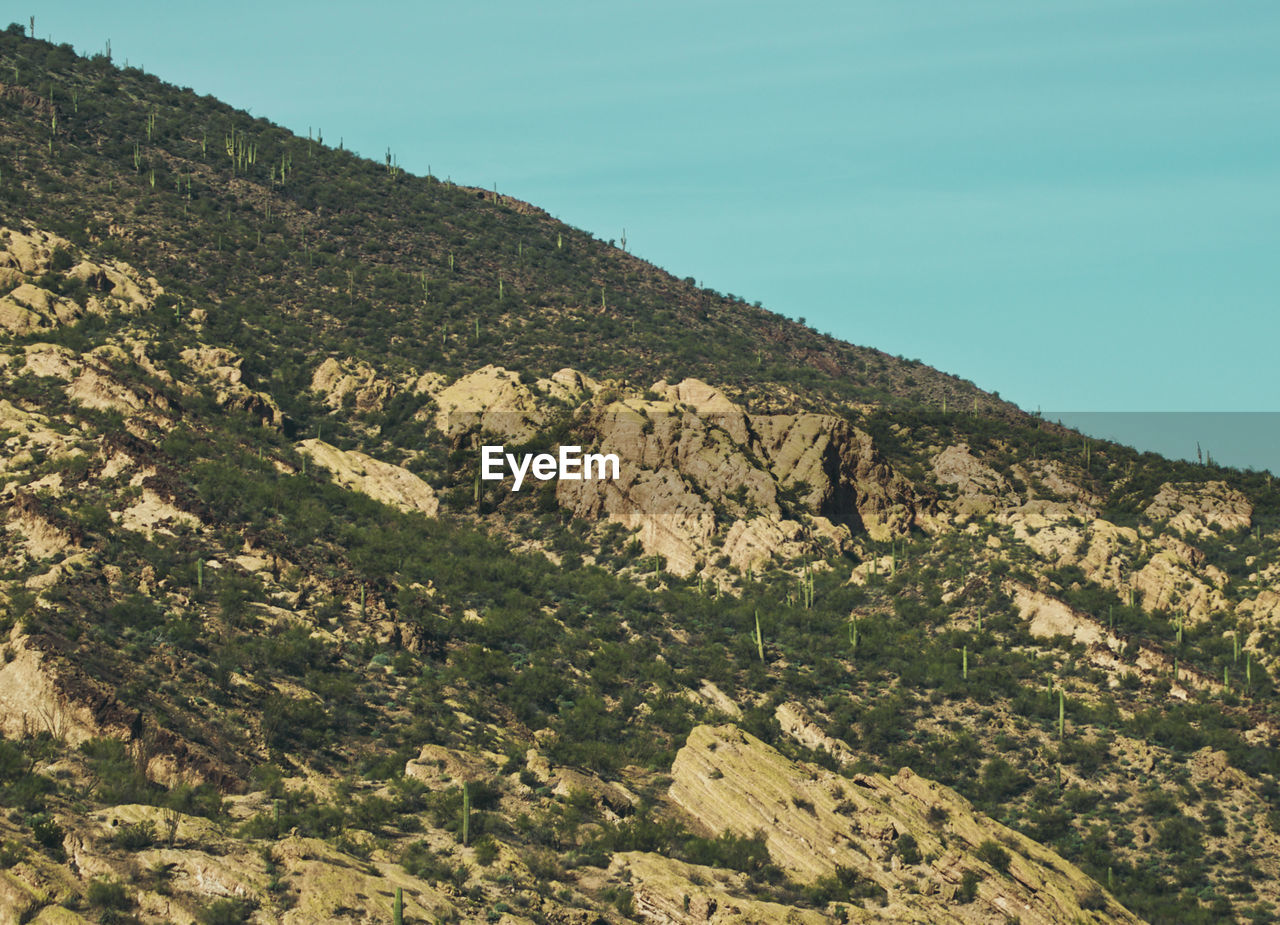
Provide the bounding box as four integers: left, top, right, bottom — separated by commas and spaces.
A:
461, 783, 471, 846
393, 887, 403, 925
754, 610, 764, 663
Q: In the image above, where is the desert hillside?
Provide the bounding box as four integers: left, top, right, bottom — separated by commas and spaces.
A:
0, 25, 1278, 925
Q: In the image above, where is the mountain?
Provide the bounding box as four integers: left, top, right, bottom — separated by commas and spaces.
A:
1, 24, 1279, 925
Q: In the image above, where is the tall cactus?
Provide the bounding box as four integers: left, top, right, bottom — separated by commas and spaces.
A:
393, 887, 403, 925
754, 610, 764, 663
461, 783, 471, 846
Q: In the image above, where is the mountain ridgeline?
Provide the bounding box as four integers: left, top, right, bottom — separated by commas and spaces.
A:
1, 25, 1279, 925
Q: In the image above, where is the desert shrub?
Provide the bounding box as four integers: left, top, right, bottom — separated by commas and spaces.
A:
29, 813, 65, 860
87, 877, 131, 910
975, 840, 1011, 874
197, 898, 252, 925
473, 836, 500, 866
112, 820, 155, 850
895, 833, 922, 865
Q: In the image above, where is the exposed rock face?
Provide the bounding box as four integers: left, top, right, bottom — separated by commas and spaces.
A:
1010, 584, 1107, 647
608, 852, 831, 924
669, 725, 1138, 924
0, 634, 121, 745
555, 379, 917, 576
112, 489, 202, 537
774, 702, 857, 766
0, 227, 161, 333
932, 444, 1011, 517
405, 743, 497, 786
1145, 481, 1252, 537
1133, 546, 1229, 622
5, 498, 75, 562
1000, 510, 1139, 589
181, 345, 282, 426
311, 356, 395, 413
1242, 589, 1280, 626
431, 363, 547, 440
296, 440, 438, 517
752, 413, 918, 541
16, 342, 164, 417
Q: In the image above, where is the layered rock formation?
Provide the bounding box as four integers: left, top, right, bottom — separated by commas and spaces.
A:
667, 724, 1139, 924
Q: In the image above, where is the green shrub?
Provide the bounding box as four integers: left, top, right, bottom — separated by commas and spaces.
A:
197, 898, 252, 925
29, 813, 65, 860
113, 819, 156, 850
87, 877, 131, 910
473, 836, 499, 866
895, 833, 922, 865
975, 840, 1010, 874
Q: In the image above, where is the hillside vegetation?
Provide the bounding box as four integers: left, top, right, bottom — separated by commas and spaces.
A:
1, 25, 1279, 925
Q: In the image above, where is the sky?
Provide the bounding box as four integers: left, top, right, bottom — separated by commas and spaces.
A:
28, 2, 1280, 468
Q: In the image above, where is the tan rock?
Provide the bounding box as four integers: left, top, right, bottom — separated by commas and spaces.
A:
693, 680, 742, 720
669, 724, 1138, 924
112, 489, 201, 537
311, 357, 394, 413
538, 367, 598, 404
432, 364, 545, 440
1010, 584, 1106, 647
0, 228, 160, 333
558, 400, 913, 576
0, 636, 130, 745
405, 744, 496, 785
609, 851, 832, 924
297, 440, 438, 517
5, 498, 74, 561
775, 702, 856, 765
932, 444, 1011, 518
1133, 549, 1228, 622
1145, 481, 1252, 537
181, 345, 282, 425
1241, 589, 1280, 625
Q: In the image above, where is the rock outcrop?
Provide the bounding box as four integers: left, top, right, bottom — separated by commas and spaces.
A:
430, 364, 547, 440
0, 227, 161, 333
1145, 481, 1252, 537
181, 345, 282, 426
555, 380, 918, 575
668, 724, 1138, 924
296, 440, 438, 517
310, 356, 394, 413
932, 444, 1011, 518
608, 852, 831, 924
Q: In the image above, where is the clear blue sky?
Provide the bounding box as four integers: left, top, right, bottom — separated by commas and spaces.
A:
29, 3, 1280, 428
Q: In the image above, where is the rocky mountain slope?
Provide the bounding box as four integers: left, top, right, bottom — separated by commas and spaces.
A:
1, 25, 1279, 925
